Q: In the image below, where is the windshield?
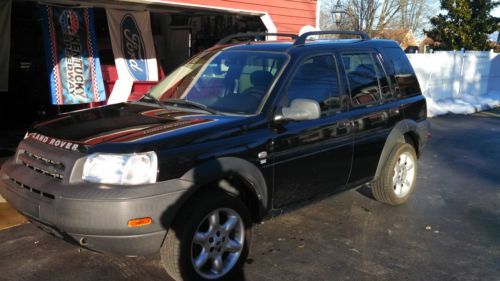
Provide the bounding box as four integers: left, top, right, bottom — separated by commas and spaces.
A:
148, 50, 288, 114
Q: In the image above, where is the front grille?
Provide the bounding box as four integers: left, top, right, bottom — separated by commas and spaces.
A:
8, 177, 55, 200
18, 151, 65, 180
25, 151, 63, 166
22, 161, 64, 180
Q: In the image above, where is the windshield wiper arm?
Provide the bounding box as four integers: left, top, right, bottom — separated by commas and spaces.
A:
163, 99, 218, 115
141, 92, 164, 107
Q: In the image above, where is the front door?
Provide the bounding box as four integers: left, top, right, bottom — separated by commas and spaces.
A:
271, 54, 354, 208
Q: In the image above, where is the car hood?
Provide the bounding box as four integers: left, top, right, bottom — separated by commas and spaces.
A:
26, 103, 246, 152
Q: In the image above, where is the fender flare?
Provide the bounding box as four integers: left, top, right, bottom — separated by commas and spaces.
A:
179, 157, 269, 218
374, 119, 418, 179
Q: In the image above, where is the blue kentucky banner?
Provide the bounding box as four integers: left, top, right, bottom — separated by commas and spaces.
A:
40, 5, 106, 105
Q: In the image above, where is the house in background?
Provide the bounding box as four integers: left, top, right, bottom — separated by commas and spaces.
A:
375, 29, 417, 51
419, 37, 439, 53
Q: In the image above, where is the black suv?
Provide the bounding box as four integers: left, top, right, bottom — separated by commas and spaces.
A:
0, 31, 429, 281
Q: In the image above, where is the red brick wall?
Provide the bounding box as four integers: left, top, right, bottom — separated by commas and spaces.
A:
160, 0, 317, 34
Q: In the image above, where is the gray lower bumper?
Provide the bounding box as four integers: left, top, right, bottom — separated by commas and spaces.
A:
0, 158, 194, 256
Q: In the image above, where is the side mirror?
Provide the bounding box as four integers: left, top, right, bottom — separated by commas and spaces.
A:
274, 99, 321, 123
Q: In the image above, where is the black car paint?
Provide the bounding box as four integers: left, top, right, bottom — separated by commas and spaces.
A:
0, 38, 429, 256
269, 49, 354, 207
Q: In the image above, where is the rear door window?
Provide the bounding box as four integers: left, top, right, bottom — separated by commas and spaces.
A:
341, 53, 382, 106
372, 53, 393, 100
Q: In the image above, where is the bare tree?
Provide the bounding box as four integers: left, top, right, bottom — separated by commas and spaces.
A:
321, 0, 433, 36
344, 0, 380, 33
322, 0, 400, 36
376, 0, 401, 31
399, 0, 427, 31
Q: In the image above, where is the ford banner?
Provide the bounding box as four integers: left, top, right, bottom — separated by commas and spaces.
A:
40, 5, 106, 105
106, 9, 158, 104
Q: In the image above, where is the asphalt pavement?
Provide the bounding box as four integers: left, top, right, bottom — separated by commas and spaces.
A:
0, 110, 499, 281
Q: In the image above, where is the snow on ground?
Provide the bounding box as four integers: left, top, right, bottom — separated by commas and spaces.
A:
425, 91, 500, 117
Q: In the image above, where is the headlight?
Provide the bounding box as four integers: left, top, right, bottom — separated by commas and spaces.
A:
82, 152, 158, 185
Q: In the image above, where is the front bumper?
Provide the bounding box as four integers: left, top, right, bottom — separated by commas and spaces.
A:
0, 142, 194, 256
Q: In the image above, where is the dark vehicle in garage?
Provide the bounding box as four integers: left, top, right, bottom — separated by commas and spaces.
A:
0, 31, 429, 281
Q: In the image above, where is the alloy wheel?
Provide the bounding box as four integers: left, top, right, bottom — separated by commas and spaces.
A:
191, 208, 245, 279
392, 151, 415, 198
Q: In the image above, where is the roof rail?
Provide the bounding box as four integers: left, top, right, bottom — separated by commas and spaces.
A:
293, 30, 370, 46
216, 33, 298, 45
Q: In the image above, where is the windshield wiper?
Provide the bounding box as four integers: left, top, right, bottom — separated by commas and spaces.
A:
141, 92, 164, 107
140, 94, 217, 115
162, 99, 219, 115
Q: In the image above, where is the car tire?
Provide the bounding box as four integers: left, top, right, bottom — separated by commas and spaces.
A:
160, 189, 252, 281
372, 142, 418, 205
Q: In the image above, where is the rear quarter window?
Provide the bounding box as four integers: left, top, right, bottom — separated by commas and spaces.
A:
383, 47, 421, 97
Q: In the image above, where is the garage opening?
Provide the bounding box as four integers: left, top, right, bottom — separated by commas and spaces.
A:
0, 1, 266, 155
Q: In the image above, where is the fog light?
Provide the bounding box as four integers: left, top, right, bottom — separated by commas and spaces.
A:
128, 217, 152, 227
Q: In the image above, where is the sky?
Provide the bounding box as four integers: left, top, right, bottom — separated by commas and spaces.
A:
490, 7, 500, 41
491, 5, 499, 40
487, 6, 498, 42
493, 6, 500, 18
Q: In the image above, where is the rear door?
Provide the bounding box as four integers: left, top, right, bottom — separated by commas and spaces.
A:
271, 54, 354, 208
340, 50, 398, 185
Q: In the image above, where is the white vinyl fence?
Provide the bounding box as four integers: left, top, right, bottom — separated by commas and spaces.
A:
407, 51, 500, 117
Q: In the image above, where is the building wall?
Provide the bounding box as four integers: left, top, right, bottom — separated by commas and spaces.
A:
159, 0, 317, 34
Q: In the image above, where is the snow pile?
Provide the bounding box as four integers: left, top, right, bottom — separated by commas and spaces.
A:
407, 51, 500, 117
425, 91, 500, 117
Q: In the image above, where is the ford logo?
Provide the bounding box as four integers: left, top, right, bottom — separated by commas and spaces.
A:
120, 14, 148, 81
59, 9, 79, 36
